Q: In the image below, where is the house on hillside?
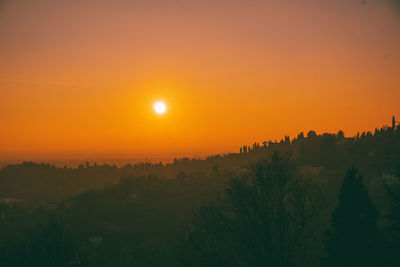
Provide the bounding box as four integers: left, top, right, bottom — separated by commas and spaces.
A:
0, 198, 23, 206
382, 170, 398, 185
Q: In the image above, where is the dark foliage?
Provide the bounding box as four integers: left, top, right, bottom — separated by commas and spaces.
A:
0, 117, 399, 266
323, 167, 385, 267
183, 153, 319, 267
386, 170, 400, 266
0, 215, 88, 267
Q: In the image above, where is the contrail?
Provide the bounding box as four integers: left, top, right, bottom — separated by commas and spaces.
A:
0, 79, 94, 88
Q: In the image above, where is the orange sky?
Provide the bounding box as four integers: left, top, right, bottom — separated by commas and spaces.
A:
0, 0, 400, 159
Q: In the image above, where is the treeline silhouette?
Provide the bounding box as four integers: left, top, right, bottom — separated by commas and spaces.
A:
0, 117, 399, 266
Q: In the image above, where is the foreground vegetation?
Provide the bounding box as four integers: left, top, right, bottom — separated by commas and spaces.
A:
0, 118, 399, 266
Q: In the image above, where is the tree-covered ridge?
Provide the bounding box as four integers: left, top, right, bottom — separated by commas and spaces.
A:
0, 117, 399, 266
1, 117, 399, 206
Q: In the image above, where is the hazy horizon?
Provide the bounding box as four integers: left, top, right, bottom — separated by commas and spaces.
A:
1, 1, 400, 266
0, 118, 395, 168
1, 0, 400, 159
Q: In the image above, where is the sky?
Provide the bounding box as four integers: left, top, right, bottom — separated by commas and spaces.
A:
0, 0, 400, 160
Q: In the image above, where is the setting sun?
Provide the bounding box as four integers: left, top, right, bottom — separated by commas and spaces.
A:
0, 1, 400, 266
153, 101, 167, 115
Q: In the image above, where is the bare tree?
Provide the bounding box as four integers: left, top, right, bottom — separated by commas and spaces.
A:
183, 153, 319, 267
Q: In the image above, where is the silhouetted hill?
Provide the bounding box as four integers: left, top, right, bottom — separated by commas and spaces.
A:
1, 118, 400, 266
1, 119, 399, 206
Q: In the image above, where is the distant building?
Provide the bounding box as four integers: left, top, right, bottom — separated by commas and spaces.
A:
0, 198, 23, 205
89, 236, 103, 247
382, 171, 398, 185
128, 192, 141, 200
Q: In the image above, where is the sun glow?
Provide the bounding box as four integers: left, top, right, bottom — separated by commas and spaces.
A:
153, 101, 167, 115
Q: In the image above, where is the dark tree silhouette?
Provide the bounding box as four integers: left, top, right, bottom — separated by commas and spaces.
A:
323, 167, 385, 267
337, 130, 344, 139
183, 153, 318, 267
392, 116, 396, 130
212, 165, 220, 176
307, 130, 317, 138
386, 172, 400, 266
0, 215, 88, 267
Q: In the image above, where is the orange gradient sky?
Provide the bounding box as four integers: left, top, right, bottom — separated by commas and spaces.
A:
0, 0, 400, 159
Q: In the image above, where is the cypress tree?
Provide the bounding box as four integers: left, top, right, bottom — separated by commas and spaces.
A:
392, 116, 396, 130
387, 176, 400, 265
323, 167, 384, 267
